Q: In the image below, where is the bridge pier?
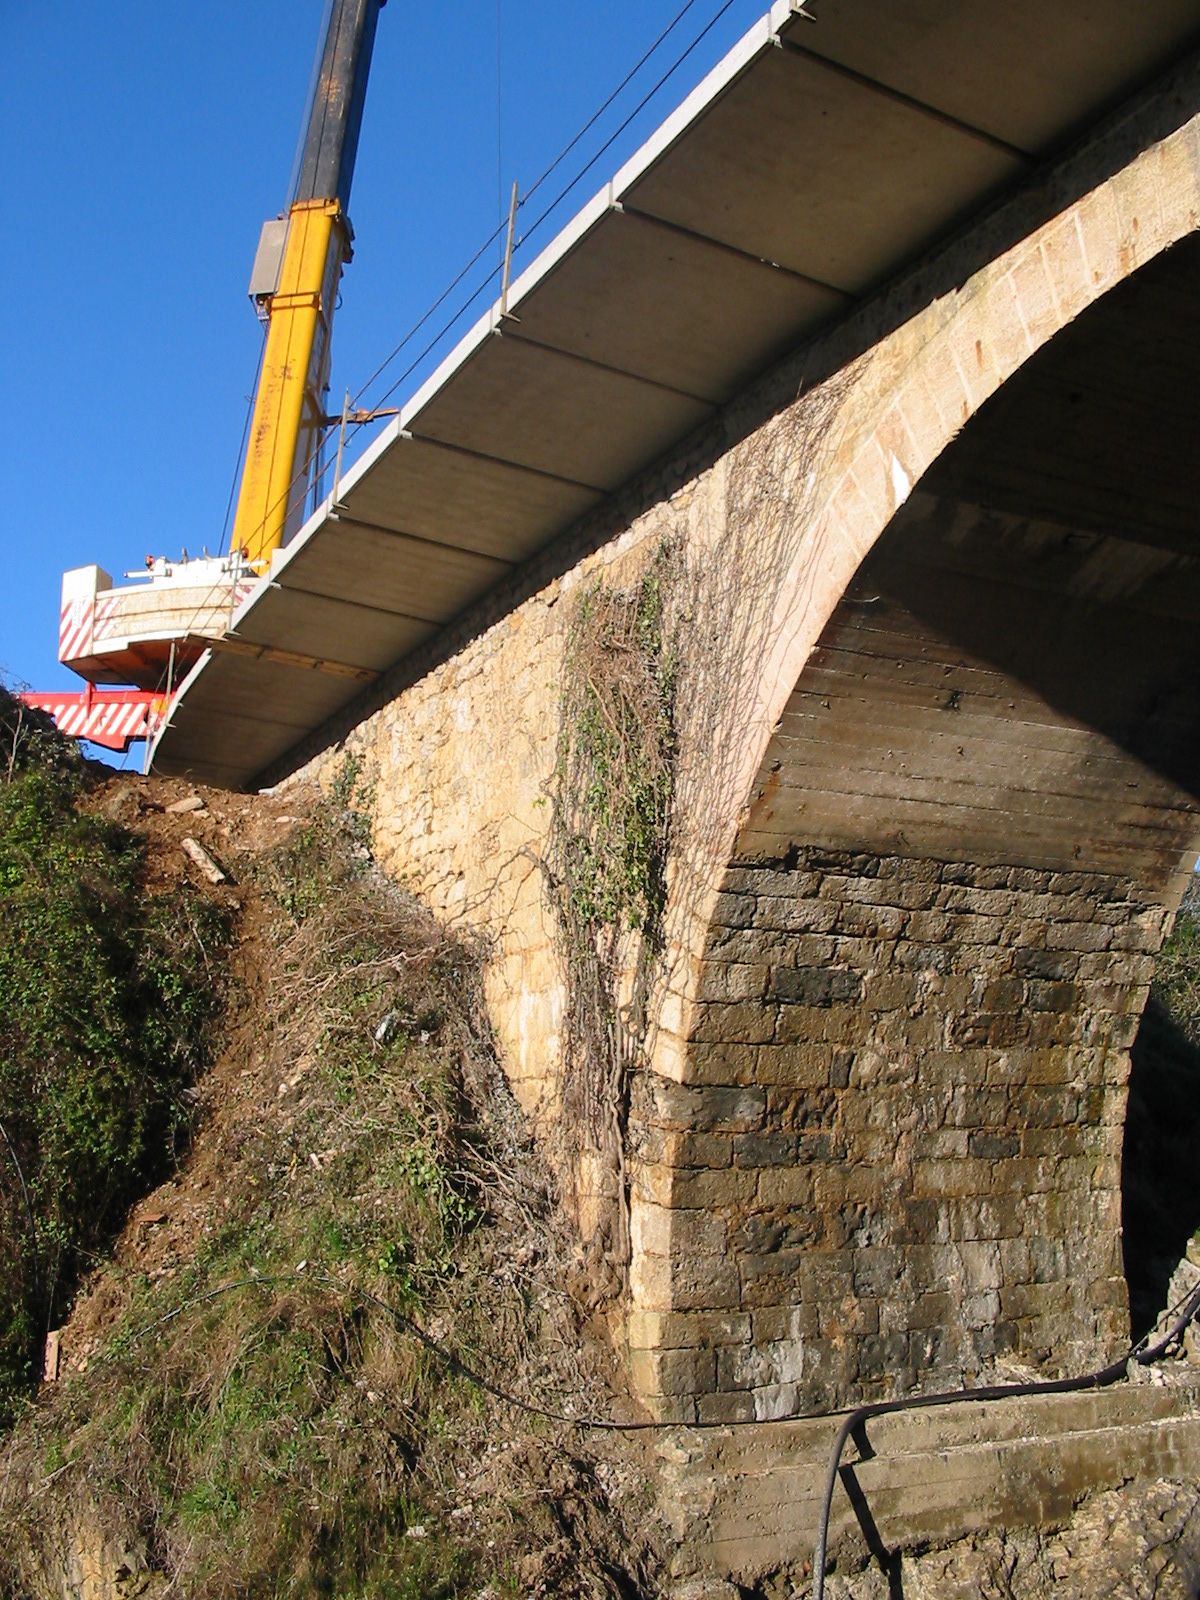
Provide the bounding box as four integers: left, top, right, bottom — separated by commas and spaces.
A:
633, 850, 1161, 1424
624, 128, 1200, 1428
658, 1381, 1200, 1590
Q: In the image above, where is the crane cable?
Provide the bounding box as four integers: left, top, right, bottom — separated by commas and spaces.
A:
347, 0, 710, 415
111, 0, 742, 758
220, 334, 268, 550
178, 0, 718, 608
512, 0, 739, 269
159, 0, 743, 715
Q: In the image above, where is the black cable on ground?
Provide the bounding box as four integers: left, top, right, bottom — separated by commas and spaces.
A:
810, 1276, 1200, 1600
116, 1268, 663, 1431
105, 1260, 1200, 1594
113, 1264, 1200, 1483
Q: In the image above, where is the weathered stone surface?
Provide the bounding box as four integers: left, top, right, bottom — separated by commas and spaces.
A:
284, 82, 1200, 1443
662, 1384, 1200, 1590
770, 967, 864, 1006
822, 1479, 1200, 1600
665, 847, 1161, 1418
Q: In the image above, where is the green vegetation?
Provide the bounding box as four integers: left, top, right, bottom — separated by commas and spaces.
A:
0, 688, 230, 1419
1, 781, 657, 1599
1151, 878, 1200, 1046
547, 551, 681, 1269
553, 554, 677, 940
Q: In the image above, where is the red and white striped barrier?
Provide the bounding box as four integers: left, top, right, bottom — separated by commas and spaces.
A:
58, 596, 93, 664
18, 688, 168, 753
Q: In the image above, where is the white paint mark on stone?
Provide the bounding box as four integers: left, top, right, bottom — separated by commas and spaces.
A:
753, 1382, 799, 1421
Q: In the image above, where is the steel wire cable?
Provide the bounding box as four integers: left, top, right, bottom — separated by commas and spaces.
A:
810, 1275, 1200, 1600
202, 0, 735, 576
512, 0, 738, 255
113, 1266, 1200, 1467
361, 0, 740, 420
220, 335, 268, 549
348, 0, 711, 414
88, 1, 737, 761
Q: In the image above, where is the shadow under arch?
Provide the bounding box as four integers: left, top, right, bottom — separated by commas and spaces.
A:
1124, 923, 1200, 1338
738, 229, 1200, 885
793, 231, 1200, 1344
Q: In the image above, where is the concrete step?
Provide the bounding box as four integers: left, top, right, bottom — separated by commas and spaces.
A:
659, 1374, 1200, 1585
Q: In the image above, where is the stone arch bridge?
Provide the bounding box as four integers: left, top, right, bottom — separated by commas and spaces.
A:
156, 3, 1200, 1578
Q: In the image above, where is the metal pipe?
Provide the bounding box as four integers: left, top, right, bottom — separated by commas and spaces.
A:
811, 1277, 1200, 1599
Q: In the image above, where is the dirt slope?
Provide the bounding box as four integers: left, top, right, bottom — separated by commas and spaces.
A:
1, 775, 664, 1600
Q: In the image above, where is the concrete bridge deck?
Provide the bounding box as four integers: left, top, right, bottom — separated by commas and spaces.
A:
151, 0, 1200, 791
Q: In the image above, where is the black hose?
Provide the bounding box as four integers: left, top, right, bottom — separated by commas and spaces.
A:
811, 1277, 1200, 1600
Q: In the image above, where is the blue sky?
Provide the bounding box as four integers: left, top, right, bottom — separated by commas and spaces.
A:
2, 0, 769, 763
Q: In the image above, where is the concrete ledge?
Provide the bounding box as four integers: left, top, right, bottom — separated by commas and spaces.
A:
660, 1376, 1200, 1583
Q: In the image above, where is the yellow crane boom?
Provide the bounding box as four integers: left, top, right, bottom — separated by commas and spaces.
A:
234, 0, 387, 568
33, 0, 387, 755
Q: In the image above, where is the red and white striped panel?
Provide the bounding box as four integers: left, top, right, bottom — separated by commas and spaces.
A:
90, 591, 123, 644
58, 597, 95, 663
19, 691, 167, 753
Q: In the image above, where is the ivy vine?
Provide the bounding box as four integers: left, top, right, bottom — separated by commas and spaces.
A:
548, 546, 681, 1274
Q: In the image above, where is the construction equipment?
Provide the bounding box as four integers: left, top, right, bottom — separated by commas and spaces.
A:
22, 0, 387, 755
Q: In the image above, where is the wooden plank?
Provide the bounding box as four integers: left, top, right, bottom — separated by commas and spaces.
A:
863, 503, 1200, 620
816, 597, 1177, 698
781, 694, 1134, 756
822, 576, 1200, 658
775, 697, 1179, 775
791, 668, 1094, 730
789, 671, 1197, 747
737, 786, 1195, 882
735, 828, 1184, 883
918, 324, 1200, 552
807, 645, 1046, 701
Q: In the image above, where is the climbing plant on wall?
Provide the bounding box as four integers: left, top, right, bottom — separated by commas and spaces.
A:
548, 545, 681, 1274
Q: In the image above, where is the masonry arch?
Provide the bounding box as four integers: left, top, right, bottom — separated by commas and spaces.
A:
631, 132, 1200, 1422
687, 106, 1200, 903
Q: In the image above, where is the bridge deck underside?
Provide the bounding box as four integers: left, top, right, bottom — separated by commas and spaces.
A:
745, 233, 1200, 894
150, 2, 1200, 789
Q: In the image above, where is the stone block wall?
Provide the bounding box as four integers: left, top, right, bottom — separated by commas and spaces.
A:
629, 848, 1167, 1423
